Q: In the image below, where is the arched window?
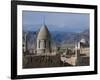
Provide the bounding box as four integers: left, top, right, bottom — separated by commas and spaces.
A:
38, 40, 40, 48
44, 40, 46, 48
49, 40, 51, 48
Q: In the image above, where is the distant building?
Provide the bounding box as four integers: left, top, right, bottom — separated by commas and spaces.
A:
77, 38, 89, 48
36, 24, 51, 55
23, 32, 28, 53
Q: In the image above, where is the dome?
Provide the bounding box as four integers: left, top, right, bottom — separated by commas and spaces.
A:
80, 38, 86, 43
37, 25, 51, 39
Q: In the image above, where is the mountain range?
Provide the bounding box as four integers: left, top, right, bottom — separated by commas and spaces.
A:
23, 29, 89, 48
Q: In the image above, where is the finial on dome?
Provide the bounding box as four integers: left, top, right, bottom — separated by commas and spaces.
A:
43, 16, 45, 25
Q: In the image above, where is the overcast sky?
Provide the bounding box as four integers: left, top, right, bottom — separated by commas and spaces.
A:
22, 11, 90, 32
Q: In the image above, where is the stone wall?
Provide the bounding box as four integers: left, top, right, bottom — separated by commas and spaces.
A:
23, 54, 65, 68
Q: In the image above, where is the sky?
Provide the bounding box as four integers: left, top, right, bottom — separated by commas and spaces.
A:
22, 11, 90, 32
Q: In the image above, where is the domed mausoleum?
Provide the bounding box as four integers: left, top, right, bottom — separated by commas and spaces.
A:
80, 38, 86, 44
77, 38, 89, 48
36, 24, 51, 55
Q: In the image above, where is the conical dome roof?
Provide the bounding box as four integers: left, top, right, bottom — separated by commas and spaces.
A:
37, 25, 51, 39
